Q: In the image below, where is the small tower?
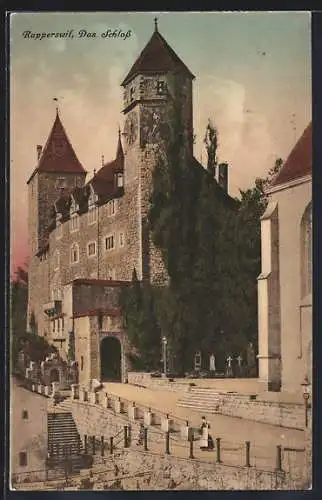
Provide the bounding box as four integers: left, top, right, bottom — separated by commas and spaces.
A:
120, 20, 195, 283
27, 109, 87, 253
27, 109, 87, 335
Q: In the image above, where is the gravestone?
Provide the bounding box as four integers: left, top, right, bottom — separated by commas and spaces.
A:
209, 354, 216, 372
236, 354, 243, 377
225, 355, 233, 377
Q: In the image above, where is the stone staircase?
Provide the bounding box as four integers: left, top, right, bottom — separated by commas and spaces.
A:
47, 412, 83, 458
177, 387, 221, 413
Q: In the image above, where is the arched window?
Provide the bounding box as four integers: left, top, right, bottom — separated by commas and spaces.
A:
301, 202, 312, 298
70, 243, 80, 264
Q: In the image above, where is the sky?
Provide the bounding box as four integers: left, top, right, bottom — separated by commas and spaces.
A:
10, 11, 311, 272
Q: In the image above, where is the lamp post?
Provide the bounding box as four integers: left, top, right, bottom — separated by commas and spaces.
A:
301, 376, 310, 428
162, 336, 168, 378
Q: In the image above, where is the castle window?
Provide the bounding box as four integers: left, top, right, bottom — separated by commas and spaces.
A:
81, 356, 84, 371
119, 232, 125, 248
52, 320, 55, 333
70, 243, 79, 264
87, 241, 97, 257
107, 199, 116, 217
19, 452, 27, 467
157, 80, 167, 95
55, 177, 66, 190
57, 319, 60, 333
105, 234, 115, 251
130, 86, 135, 102
116, 173, 124, 188
70, 214, 79, 232
62, 317, 64, 331
22, 410, 28, 420
301, 202, 312, 298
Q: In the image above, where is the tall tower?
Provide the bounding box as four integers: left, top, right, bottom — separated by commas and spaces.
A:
27, 110, 86, 335
121, 20, 195, 283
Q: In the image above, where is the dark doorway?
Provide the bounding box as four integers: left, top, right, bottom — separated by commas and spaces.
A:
100, 336, 122, 382
50, 368, 60, 383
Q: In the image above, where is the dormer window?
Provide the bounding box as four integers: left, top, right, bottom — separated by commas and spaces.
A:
116, 173, 124, 188
157, 80, 167, 95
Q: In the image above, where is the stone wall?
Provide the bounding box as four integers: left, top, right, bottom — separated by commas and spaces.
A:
107, 448, 304, 491
128, 372, 190, 393
216, 395, 305, 430
55, 396, 306, 490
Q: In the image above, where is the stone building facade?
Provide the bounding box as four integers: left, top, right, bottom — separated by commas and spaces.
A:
257, 123, 312, 393
26, 22, 231, 386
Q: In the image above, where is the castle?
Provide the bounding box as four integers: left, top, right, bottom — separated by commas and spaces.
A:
26, 21, 232, 385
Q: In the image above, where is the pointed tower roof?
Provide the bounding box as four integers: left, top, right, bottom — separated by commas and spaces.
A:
27, 111, 87, 184
89, 130, 124, 199
121, 21, 195, 87
269, 122, 312, 189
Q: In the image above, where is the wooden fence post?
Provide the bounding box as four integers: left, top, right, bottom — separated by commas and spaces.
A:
144, 427, 148, 451
245, 441, 251, 467
216, 438, 222, 463
165, 431, 170, 455
275, 445, 282, 471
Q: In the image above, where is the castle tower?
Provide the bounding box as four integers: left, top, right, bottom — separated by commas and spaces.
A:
26, 110, 87, 335
121, 19, 195, 283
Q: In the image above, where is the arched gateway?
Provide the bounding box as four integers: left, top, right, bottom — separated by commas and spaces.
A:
100, 336, 122, 382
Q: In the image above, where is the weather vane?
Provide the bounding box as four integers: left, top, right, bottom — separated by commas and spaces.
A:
53, 97, 59, 114
154, 17, 158, 32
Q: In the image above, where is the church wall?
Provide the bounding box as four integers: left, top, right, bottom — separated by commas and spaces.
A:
269, 179, 311, 393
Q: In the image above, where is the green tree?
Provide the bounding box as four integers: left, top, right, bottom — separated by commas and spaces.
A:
120, 271, 161, 370
10, 266, 57, 370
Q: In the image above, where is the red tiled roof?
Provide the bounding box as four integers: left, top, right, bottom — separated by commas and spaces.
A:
27, 111, 87, 184
71, 278, 131, 287
121, 28, 195, 87
73, 308, 121, 319
270, 122, 312, 188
